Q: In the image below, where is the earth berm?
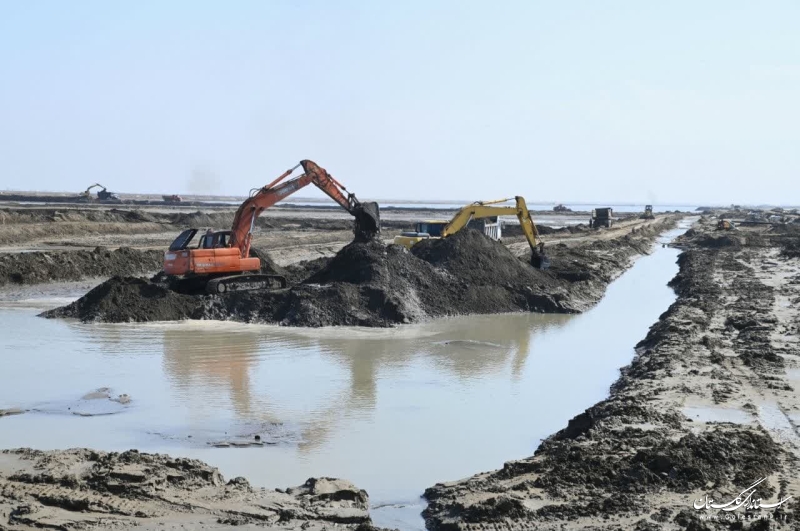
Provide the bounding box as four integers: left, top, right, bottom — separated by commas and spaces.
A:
42, 217, 678, 326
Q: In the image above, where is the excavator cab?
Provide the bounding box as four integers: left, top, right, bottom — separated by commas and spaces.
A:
168, 228, 232, 251
394, 221, 449, 249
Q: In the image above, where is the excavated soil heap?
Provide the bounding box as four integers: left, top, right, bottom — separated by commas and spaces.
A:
42, 229, 589, 326
42, 277, 202, 322
411, 229, 574, 314
0, 247, 162, 285
279, 239, 458, 326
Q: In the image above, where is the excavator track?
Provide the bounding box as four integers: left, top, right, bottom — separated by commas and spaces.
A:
205, 274, 287, 294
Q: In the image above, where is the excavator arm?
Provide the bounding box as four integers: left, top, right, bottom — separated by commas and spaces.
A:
81, 183, 106, 198
230, 160, 379, 258
442, 196, 548, 269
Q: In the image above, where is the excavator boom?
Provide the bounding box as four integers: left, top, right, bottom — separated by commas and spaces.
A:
164, 159, 380, 293
442, 197, 547, 268
230, 160, 379, 258
394, 196, 548, 269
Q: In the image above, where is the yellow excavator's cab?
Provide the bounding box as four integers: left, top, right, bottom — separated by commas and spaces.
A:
394, 221, 449, 249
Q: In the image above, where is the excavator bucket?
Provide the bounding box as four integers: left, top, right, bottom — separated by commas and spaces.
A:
531, 246, 550, 270
353, 202, 381, 242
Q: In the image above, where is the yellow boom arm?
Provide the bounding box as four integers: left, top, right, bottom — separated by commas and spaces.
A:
442, 196, 543, 253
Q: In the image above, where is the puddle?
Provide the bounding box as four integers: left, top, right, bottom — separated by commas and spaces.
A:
757, 403, 800, 446
682, 406, 754, 425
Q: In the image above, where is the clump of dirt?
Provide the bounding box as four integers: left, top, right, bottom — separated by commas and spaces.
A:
0, 448, 384, 530
781, 239, 800, 258
250, 246, 288, 277
41, 276, 202, 322
530, 426, 783, 499
0, 247, 162, 285
676, 232, 740, 249
503, 224, 589, 237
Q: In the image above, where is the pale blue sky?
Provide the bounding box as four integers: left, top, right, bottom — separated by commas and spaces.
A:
1, 1, 798, 204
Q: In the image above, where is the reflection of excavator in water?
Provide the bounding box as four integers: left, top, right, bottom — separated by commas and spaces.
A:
394, 196, 549, 269
163, 160, 380, 294
80, 183, 120, 202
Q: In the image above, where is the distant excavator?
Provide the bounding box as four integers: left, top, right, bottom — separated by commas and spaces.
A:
163, 160, 380, 294
394, 197, 549, 269
80, 183, 119, 201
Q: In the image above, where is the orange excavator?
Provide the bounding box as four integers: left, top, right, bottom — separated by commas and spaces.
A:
163, 160, 380, 294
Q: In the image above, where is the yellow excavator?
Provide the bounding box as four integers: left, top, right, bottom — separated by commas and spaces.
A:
79, 183, 119, 201
394, 196, 549, 269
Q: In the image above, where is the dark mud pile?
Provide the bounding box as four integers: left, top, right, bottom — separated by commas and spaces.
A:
422, 223, 800, 531
0, 247, 162, 285
42, 277, 201, 322
412, 229, 573, 314
43, 220, 677, 326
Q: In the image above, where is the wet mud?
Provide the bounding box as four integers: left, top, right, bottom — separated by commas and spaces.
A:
422, 218, 800, 530
0, 448, 391, 530
0, 247, 162, 286
42, 218, 677, 326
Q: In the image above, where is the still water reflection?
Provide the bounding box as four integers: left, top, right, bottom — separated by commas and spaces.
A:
0, 224, 689, 529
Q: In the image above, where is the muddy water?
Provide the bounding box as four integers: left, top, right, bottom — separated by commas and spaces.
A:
0, 223, 691, 530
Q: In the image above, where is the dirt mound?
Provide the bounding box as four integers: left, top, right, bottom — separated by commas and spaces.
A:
412, 229, 572, 314
413, 229, 546, 287
0, 247, 162, 285
283, 256, 331, 284
41, 276, 201, 322
280, 240, 455, 326
250, 246, 288, 277
0, 448, 383, 530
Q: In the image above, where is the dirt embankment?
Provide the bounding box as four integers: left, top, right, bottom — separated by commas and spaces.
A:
42, 218, 678, 326
0, 247, 163, 286
0, 448, 390, 531
422, 221, 800, 530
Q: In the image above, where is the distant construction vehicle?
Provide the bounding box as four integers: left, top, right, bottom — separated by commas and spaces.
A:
640, 205, 655, 219
163, 160, 379, 294
79, 183, 120, 202
553, 204, 571, 212
589, 207, 614, 228
162, 194, 183, 203
394, 197, 549, 269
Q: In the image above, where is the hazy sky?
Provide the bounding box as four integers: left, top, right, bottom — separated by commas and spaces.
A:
1, 1, 798, 204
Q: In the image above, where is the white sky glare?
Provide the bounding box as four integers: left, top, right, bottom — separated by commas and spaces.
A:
0, 1, 798, 205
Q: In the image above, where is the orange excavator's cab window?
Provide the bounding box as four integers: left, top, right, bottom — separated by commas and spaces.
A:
169, 229, 197, 251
